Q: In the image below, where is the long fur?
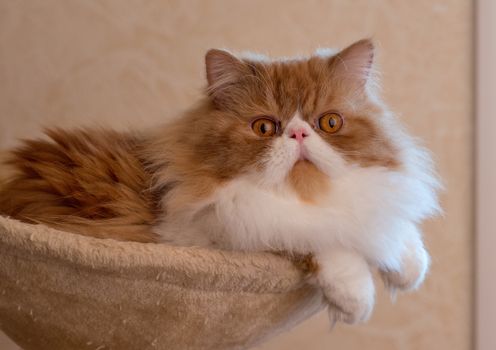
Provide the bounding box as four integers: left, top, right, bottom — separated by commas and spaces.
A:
0, 129, 161, 242
0, 39, 441, 324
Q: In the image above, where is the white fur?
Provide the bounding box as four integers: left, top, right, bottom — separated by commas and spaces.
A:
316, 247, 375, 324
155, 47, 441, 322
155, 111, 439, 322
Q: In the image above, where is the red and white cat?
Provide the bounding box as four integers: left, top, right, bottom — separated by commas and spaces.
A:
0, 39, 440, 324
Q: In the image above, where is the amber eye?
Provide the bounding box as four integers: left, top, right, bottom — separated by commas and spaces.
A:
251, 118, 278, 137
317, 112, 343, 134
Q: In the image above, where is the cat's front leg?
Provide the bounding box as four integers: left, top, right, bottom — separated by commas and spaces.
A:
315, 247, 375, 325
380, 230, 430, 294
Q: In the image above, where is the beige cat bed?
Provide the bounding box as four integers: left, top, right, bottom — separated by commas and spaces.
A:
0, 216, 324, 350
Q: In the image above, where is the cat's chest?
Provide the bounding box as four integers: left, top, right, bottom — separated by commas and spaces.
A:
157, 176, 333, 249
213, 178, 330, 223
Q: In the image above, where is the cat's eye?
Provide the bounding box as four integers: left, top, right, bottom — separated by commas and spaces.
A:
317, 112, 343, 134
251, 118, 278, 137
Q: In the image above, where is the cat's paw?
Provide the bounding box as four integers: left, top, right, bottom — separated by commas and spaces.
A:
320, 272, 375, 325
316, 248, 375, 325
380, 243, 430, 293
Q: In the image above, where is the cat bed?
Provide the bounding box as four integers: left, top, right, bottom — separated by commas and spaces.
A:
0, 216, 324, 350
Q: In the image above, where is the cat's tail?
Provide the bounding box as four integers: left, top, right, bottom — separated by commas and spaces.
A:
0, 129, 161, 243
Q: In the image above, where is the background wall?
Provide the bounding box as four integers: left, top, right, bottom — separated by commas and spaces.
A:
0, 1, 473, 349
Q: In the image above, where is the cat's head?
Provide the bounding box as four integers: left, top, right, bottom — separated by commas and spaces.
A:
162, 39, 438, 207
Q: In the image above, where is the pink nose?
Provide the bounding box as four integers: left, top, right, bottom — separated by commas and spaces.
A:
290, 128, 309, 142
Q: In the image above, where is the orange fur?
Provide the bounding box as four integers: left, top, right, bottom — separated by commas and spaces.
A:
288, 160, 330, 203
0, 39, 400, 243
0, 129, 160, 242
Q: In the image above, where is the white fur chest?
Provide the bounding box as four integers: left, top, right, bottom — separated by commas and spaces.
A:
157, 165, 437, 273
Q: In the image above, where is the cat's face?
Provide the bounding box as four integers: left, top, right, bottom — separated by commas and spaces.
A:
182, 39, 404, 200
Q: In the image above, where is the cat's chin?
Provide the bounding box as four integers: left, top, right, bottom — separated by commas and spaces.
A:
287, 160, 330, 203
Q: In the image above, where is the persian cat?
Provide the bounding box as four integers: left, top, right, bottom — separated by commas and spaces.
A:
0, 39, 440, 324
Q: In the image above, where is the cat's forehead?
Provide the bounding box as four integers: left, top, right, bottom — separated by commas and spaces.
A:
207, 43, 375, 122
240, 56, 335, 120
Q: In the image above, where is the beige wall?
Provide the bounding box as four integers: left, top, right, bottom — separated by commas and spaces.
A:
477, 0, 496, 349
0, 1, 473, 350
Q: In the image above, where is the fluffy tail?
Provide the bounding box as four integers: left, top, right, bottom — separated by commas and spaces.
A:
0, 129, 161, 243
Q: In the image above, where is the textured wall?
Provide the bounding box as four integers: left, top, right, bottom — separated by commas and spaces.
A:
0, 1, 473, 350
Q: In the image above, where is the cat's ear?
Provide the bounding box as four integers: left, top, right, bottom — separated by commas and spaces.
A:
205, 49, 248, 98
329, 39, 375, 90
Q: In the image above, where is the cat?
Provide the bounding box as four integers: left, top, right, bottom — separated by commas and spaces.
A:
0, 39, 441, 324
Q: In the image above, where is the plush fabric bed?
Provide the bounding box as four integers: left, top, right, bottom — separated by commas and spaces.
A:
0, 216, 323, 350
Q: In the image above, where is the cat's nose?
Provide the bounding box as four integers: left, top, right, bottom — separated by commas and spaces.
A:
289, 128, 309, 142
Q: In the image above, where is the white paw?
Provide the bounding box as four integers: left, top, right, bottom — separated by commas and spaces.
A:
322, 276, 375, 325
381, 242, 430, 293
316, 248, 376, 325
